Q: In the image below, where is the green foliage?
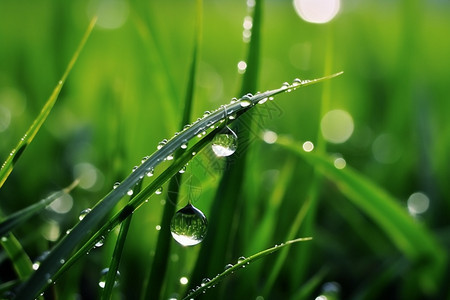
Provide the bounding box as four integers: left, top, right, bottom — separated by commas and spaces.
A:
1, 1, 449, 300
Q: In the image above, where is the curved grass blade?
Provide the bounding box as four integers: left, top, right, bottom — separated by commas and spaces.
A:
276, 136, 446, 295
182, 237, 313, 300
33, 126, 220, 297
15, 75, 340, 299
0, 234, 33, 279
142, 1, 202, 299
0, 17, 97, 190
0, 180, 78, 238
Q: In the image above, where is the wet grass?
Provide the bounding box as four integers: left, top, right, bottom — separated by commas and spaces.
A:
1, 0, 450, 299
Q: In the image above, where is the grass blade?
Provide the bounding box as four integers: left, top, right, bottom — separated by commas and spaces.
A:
0, 180, 78, 238
276, 136, 446, 295
0, 17, 97, 190
183, 237, 313, 300
101, 180, 142, 299
142, 1, 202, 299
14, 76, 338, 299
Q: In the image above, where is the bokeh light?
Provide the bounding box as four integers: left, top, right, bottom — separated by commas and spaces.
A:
320, 110, 354, 144
407, 192, 430, 215
88, 0, 129, 29
293, 0, 340, 24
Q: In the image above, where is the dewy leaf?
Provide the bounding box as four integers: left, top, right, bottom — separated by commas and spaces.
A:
15, 73, 341, 299
276, 136, 446, 294
0, 17, 97, 190
183, 237, 312, 300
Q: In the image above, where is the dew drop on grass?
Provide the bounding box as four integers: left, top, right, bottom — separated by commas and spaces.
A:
99, 268, 120, 288
240, 100, 252, 107
79, 208, 91, 220
157, 139, 168, 150
224, 264, 233, 271
155, 187, 163, 195
113, 182, 120, 189
211, 127, 238, 157
94, 236, 105, 248
181, 143, 188, 149
127, 189, 133, 196
170, 204, 208, 246
179, 166, 186, 173
237, 256, 246, 263
257, 97, 268, 104
167, 154, 174, 160
201, 278, 211, 286
146, 168, 154, 177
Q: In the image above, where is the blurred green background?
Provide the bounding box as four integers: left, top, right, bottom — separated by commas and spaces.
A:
1, 0, 449, 299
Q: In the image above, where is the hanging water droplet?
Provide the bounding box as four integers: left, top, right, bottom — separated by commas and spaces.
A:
224, 264, 233, 271
240, 100, 252, 107
113, 182, 120, 189
155, 187, 163, 195
257, 97, 268, 104
179, 166, 186, 174
146, 168, 154, 177
99, 268, 120, 288
181, 143, 188, 149
127, 189, 133, 196
79, 208, 91, 220
166, 154, 174, 160
132, 166, 138, 172
170, 204, 208, 246
211, 127, 238, 157
94, 236, 105, 248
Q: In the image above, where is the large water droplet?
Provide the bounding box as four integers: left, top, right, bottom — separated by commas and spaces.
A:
94, 236, 105, 248
157, 139, 168, 150
99, 268, 120, 288
211, 127, 238, 157
79, 208, 91, 220
113, 182, 120, 189
170, 204, 208, 246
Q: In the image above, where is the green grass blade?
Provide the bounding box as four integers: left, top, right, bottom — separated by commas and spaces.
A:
15, 76, 337, 299
101, 180, 142, 300
0, 234, 33, 279
0, 181, 78, 238
0, 17, 97, 190
276, 136, 446, 295
182, 237, 312, 300
142, 1, 202, 299
188, 0, 263, 291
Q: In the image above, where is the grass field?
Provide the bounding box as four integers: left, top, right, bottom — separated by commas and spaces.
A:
1, 0, 449, 299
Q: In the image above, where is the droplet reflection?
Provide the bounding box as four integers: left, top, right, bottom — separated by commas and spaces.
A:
170, 204, 208, 246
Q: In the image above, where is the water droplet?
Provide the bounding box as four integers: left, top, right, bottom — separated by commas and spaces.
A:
60, 259, 65, 264
127, 189, 133, 196
224, 264, 233, 271
79, 208, 91, 220
141, 156, 149, 164
293, 78, 302, 85
230, 97, 238, 104
211, 127, 238, 157
132, 166, 138, 172
146, 168, 154, 177
170, 204, 208, 246
99, 268, 120, 288
113, 182, 120, 189
237, 256, 246, 263
192, 151, 197, 156
281, 82, 290, 89
269, 96, 274, 101
201, 278, 211, 286
180, 276, 189, 285
94, 236, 105, 248
167, 154, 174, 160
203, 111, 211, 117
181, 143, 188, 149
240, 100, 252, 107
157, 139, 168, 150
179, 166, 186, 173
155, 187, 163, 195
257, 97, 268, 104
